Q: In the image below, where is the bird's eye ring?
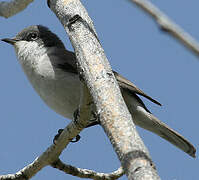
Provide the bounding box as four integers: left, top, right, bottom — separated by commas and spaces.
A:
27, 32, 38, 41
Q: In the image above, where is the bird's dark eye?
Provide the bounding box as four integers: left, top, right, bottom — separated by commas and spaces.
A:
27, 32, 38, 41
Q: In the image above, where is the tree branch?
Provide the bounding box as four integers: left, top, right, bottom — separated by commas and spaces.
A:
0, 122, 83, 180
0, 0, 33, 18
129, 0, 199, 58
0, 84, 91, 179
48, 0, 161, 179
51, 158, 124, 180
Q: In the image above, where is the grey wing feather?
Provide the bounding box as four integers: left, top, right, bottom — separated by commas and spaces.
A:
48, 49, 78, 74
113, 71, 162, 106
50, 49, 161, 107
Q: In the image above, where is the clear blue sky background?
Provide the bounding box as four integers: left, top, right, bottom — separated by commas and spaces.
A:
0, 0, 198, 179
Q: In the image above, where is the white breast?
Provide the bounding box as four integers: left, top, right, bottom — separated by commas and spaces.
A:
15, 41, 81, 120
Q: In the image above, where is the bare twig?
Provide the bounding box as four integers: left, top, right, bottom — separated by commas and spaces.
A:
48, 0, 161, 179
0, 123, 82, 180
0, 84, 91, 180
0, 0, 33, 18
128, 0, 199, 58
51, 158, 124, 180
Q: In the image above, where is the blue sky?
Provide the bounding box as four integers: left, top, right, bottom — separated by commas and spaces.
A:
0, 0, 198, 179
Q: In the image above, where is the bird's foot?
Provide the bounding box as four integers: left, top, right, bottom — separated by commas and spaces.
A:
53, 129, 81, 144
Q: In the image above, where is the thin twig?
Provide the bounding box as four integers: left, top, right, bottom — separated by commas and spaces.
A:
0, 122, 82, 180
129, 0, 199, 57
51, 159, 124, 180
0, 85, 91, 180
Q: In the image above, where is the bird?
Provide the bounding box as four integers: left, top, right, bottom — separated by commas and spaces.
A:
1, 25, 196, 157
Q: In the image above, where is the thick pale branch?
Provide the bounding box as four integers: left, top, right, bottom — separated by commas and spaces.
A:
0, 0, 33, 18
129, 0, 199, 57
48, 0, 161, 179
51, 159, 124, 180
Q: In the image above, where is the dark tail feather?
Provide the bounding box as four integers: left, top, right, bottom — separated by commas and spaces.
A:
134, 109, 196, 158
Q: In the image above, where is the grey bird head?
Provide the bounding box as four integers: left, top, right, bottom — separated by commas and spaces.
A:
2, 25, 65, 49
1, 25, 71, 73
1, 25, 77, 74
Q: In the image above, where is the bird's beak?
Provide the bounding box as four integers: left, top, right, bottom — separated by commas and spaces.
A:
1, 38, 18, 45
